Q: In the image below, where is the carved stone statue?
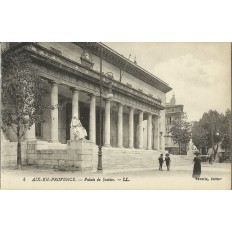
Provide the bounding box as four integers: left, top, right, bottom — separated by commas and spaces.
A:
80, 50, 94, 69
81, 50, 91, 61
83, 52, 90, 60
70, 115, 87, 140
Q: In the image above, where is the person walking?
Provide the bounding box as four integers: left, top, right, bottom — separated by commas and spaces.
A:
192, 152, 201, 178
209, 154, 213, 165
158, 154, 164, 171
165, 154, 171, 171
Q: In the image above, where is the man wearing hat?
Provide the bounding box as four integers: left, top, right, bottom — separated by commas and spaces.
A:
165, 153, 171, 171
158, 153, 164, 171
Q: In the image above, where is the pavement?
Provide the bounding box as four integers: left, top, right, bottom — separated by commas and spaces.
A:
1, 160, 231, 190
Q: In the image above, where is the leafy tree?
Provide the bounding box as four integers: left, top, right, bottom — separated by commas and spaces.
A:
1, 50, 46, 169
220, 109, 231, 153
192, 122, 209, 155
170, 113, 191, 155
200, 110, 223, 160
192, 110, 225, 160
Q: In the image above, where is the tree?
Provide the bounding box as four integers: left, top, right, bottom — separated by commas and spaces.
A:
170, 113, 191, 155
192, 122, 209, 155
1, 50, 46, 169
192, 110, 225, 160
200, 110, 223, 160
220, 109, 231, 154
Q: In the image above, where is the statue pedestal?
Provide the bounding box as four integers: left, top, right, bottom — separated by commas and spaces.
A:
67, 139, 94, 171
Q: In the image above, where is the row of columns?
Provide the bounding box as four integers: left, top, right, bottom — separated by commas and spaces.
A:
102, 100, 160, 150
50, 82, 59, 143
26, 81, 160, 150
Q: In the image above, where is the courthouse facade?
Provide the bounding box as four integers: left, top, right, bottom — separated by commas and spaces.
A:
1, 42, 172, 170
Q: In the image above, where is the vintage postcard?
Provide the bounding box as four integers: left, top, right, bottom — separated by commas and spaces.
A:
0, 42, 231, 189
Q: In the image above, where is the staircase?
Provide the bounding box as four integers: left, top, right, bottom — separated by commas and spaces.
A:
92, 146, 161, 171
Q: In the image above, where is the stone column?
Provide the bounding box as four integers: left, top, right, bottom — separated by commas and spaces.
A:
104, 99, 111, 147
25, 124, 36, 140
159, 131, 163, 150
147, 113, 152, 150
89, 94, 96, 143
50, 81, 59, 143
129, 107, 134, 149
70, 88, 79, 140
153, 115, 159, 150
117, 103, 123, 148
71, 88, 79, 118
138, 110, 144, 149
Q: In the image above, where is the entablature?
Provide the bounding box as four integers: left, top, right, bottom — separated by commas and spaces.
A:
3, 42, 165, 113
74, 42, 172, 93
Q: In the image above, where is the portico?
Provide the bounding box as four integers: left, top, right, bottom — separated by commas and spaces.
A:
25, 43, 167, 151
31, 79, 162, 151
1, 42, 172, 170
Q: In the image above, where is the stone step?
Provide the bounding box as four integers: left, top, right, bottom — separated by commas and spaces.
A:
36, 149, 67, 154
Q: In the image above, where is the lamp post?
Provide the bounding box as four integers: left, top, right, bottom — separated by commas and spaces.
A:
97, 47, 113, 171
97, 48, 103, 170
210, 130, 220, 164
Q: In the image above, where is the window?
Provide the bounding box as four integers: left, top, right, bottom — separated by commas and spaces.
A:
35, 123, 42, 138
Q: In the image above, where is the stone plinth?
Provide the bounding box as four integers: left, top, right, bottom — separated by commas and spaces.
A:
67, 140, 94, 171
25, 139, 94, 171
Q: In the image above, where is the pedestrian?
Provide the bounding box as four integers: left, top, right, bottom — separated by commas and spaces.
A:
192, 152, 201, 178
158, 154, 164, 171
165, 154, 171, 171
209, 154, 213, 165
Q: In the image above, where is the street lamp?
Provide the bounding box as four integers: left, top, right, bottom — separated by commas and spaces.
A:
210, 131, 220, 164
97, 48, 113, 171
106, 80, 113, 99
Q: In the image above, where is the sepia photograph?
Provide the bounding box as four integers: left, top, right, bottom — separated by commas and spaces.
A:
0, 42, 231, 189
1, 2, 232, 232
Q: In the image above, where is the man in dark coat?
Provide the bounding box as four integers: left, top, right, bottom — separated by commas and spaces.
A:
192, 153, 201, 178
158, 154, 164, 171
165, 154, 171, 171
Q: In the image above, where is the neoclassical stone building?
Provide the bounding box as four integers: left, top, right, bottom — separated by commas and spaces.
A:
164, 94, 184, 155
1, 42, 172, 170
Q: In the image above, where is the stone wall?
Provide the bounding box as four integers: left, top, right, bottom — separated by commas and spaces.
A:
1, 140, 27, 167
2, 140, 161, 171
26, 140, 95, 171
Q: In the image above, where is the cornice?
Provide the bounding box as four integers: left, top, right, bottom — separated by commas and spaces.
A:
73, 42, 172, 93
14, 43, 164, 110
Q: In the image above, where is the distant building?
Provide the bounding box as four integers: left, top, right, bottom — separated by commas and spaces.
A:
164, 94, 184, 154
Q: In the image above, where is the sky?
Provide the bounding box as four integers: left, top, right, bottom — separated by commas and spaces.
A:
105, 42, 231, 122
